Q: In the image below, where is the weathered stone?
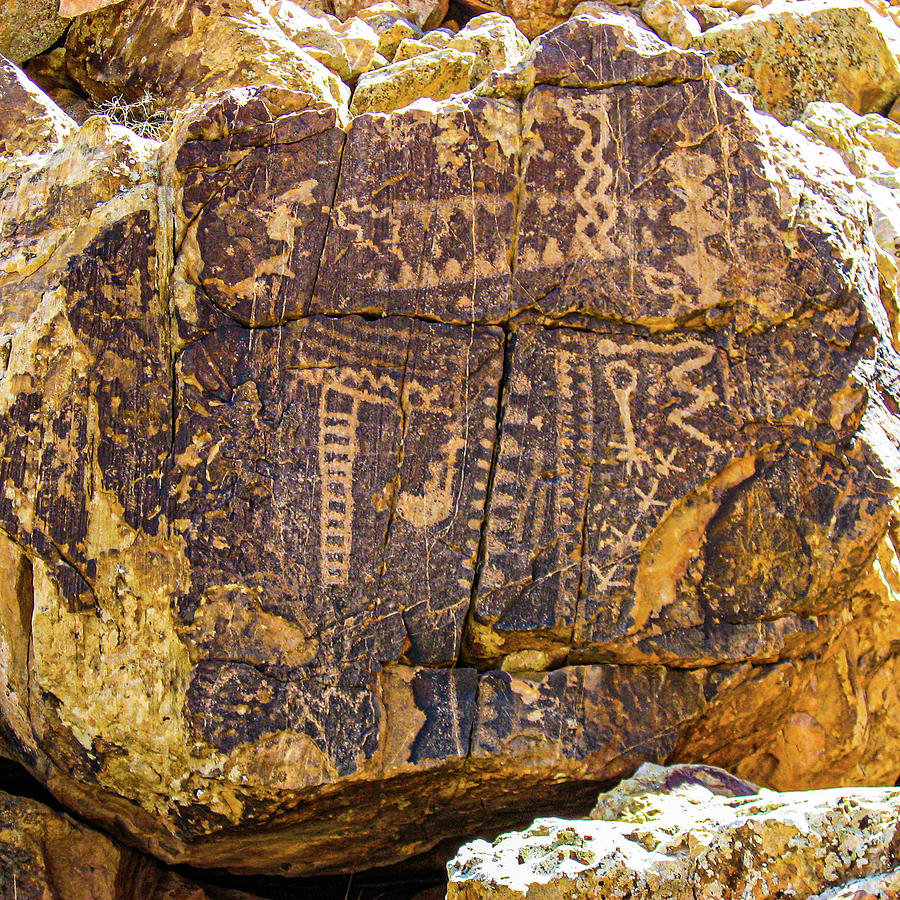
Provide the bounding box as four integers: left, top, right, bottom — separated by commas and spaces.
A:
59, 0, 123, 13
695, 0, 900, 123
65, 0, 350, 120
3, 6, 900, 883
447, 764, 900, 900
690, 3, 737, 30
0, 0, 66, 64
355, 2, 421, 58
24, 48, 94, 125
0, 56, 76, 155
349, 47, 475, 113
334, 0, 447, 29
444, 13, 529, 84
0, 790, 239, 900
641, 0, 700, 47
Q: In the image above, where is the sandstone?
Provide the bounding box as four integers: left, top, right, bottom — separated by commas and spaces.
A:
695, 0, 900, 123
349, 46, 475, 113
0, 55, 76, 155
641, 0, 701, 47
394, 29, 455, 59
447, 764, 900, 900
2, 5, 900, 882
65, 0, 350, 121
0, 0, 66, 63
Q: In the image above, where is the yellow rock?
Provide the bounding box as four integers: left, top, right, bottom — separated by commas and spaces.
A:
641, 0, 701, 46
350, 46, 475, 113
696, 0, 900, 123
0, 0, 66, 62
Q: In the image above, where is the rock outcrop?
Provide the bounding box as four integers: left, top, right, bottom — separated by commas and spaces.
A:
0, 789, 245, 900
447, 763, 900, 900
1, 0, 900, 883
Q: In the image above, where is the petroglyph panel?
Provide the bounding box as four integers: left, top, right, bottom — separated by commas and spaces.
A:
172, 314, 502, 769
311, 95, 520, 323
176, 104, 345, 327
471, 308, 874, 664
514, 81, 832, 328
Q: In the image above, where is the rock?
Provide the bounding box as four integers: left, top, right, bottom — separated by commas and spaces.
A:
393, 16, 528, 82
445, 13, 529, 83
690, 3, 737, 30
354, 2, 421, 58
641, 0, 701, 47
59, 0, 123, 14
273, 3, 383, 79
349, 46, 475, 113
24, 48, 94, 124
447, 763, 900, 900
334, 0, 448, 29
0, 55, 76, 155
65, 0, 350, 120
3, 6, 900, 882
695, 0, 900, 123
0, 0, 66, 64
0, 790, 240, 900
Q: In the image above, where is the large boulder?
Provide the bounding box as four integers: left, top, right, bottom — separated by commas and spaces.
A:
447, 763, 900, 900
0, 0, 66, 64
695, 0, 900, 123
2, 9, 900, 879
65, 0, 350, 120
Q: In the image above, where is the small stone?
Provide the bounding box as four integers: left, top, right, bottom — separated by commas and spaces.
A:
355, 2, 421, 58
641, 0, 701, 47
690, 3, 736, 29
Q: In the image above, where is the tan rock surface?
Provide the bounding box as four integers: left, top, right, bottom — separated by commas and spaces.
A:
65, 0, 350, 120
695, 0, 900, 123
447, 764, 900, 900
2, 4, 900, 883
334, 0, 447, 28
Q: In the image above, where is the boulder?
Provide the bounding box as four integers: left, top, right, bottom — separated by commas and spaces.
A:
65, 0, 350, 120
333, 0, 448, 29
447, 763, 900, 900
3, 7, 900, 881
0, 0, 66, 64
349, 46, 475, 113
695, 0, 900, 123
641, 0, 701, 47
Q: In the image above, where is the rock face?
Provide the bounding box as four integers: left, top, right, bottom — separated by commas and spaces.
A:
447, 763, 900, 900
0, 790, 238, 900
2, 2, 900, 882
0, 0, 66, 64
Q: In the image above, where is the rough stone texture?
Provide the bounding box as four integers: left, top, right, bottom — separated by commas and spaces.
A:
0, 0, 67, 64
59, 0, 123, 14
695, 0, 900, 124
447, 763, 900, 900
2, 7, 900, 882
65, 0, 350, 120
349, 47, 476, 113
334, 0, 447, 29
0, 790, 237, 900
0, 56, 76, 155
